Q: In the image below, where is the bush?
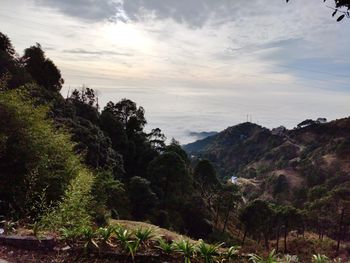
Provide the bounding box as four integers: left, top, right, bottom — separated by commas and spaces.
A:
40, 168, 94, 231
0, 88, 86, 219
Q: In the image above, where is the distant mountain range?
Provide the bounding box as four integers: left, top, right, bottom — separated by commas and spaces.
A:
187, 131, 218, 141
183, 118, 350, 204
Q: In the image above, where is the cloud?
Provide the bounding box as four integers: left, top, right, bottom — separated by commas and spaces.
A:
34, 0, 122, 22
63, 48, 133, 57
32, 0, 298, 27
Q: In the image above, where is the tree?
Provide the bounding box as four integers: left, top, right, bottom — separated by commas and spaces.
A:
328, 187, 350, 254
239, 200, 273, 250
23, 43, 64, 92
194, 160, 221, 205
220, 184, 242, 234
287, 0, 350, 21
280, 206, 300, 253
147, 128, 166, 152
0, 32, 31, 89
0, 32, 15, 57
164, 138, 190, 165
100, 108, 127, 152
147, 152, 192, 208
273, 174, 289, 197
0, 88, 83, 219
103, 99, 146, 136
128, 176, 158, 220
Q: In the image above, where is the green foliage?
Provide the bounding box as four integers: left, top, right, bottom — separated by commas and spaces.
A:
281, 255, 299, 263
156, 238, 175, 254
114, 226, 133, 245
194, 159, 221, 194
249, 249, 278, 263
97, 225, 115, 243
103, 99, 146, 137
80, 226, 99, 251
128, 176, 158, 220
196, 239, 223, 263
23, 43, 63, 92
311, 254, 330, 263
224, 245, 240, 261
40, 169, 94, 231
147, 151, 192, 207
134, 227, 155, 244
173, 239, 196, 263
92, 169, 125, 218
273, 174, 289, 197
114, 226, 139, 261
0, 89, 85, 219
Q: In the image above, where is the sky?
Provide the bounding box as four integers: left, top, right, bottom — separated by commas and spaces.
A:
1, 0, 350, 143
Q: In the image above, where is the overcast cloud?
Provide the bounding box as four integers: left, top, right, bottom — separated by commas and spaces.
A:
1, 0, 349, 143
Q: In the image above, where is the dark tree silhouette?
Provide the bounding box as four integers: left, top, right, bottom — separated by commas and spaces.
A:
129, 176, 158, 220
23, 43, 64, 92
287, 0, 350, 21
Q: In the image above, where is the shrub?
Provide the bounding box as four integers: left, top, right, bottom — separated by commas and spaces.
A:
40, 169, 94, 231
156, 238, 175, 254
0, 88, 84, 219
134, 227, 155, 245
248, 249, 278, 263
196, 239, 223, 263
173, 239, 196, 263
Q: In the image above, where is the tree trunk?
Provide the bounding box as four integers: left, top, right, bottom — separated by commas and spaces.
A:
264, 232, 269, 250
242, 228, 248, 245
222, 197, 234, 233
276, 225, 280, 253
215, 201, 221, 227
284, 225, 288, 253
336, 208, 345, 254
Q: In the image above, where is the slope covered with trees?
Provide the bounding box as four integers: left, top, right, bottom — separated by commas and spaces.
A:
0, 32, 215, 239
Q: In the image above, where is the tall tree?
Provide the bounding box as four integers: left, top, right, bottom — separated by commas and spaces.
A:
103, 99, 146, 137
23, 43, 64, 92
147, 152, 192, 208
128, 176, 158, 220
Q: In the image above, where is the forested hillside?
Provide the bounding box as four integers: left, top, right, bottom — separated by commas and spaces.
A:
0, 31, 219, 239
184, 119, 350, 204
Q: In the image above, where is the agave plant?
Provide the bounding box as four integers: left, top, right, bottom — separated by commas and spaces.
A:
114, 226, 133, 244
224, 245, 240, 262
196, 239, 223, 263
134, 227, 155, 245
114, 226, 139, 262
79, 226, 99, 251
173, 239, 196, 263
125, 240, 140, 262
59, 227, 81, 244
249, 249, 278, 263
97, 225, 115, 245
332, 259, 342, 263
0, 220, 17, 234
156, 238, 175, 254
280, 254, 299, 263
311, 254, 330, 263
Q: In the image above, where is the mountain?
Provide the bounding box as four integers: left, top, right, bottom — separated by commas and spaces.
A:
187, 131, 218, 141
183, 118, 350, 204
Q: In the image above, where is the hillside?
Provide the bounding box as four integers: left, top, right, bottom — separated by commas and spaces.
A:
184, 119, 350, 204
